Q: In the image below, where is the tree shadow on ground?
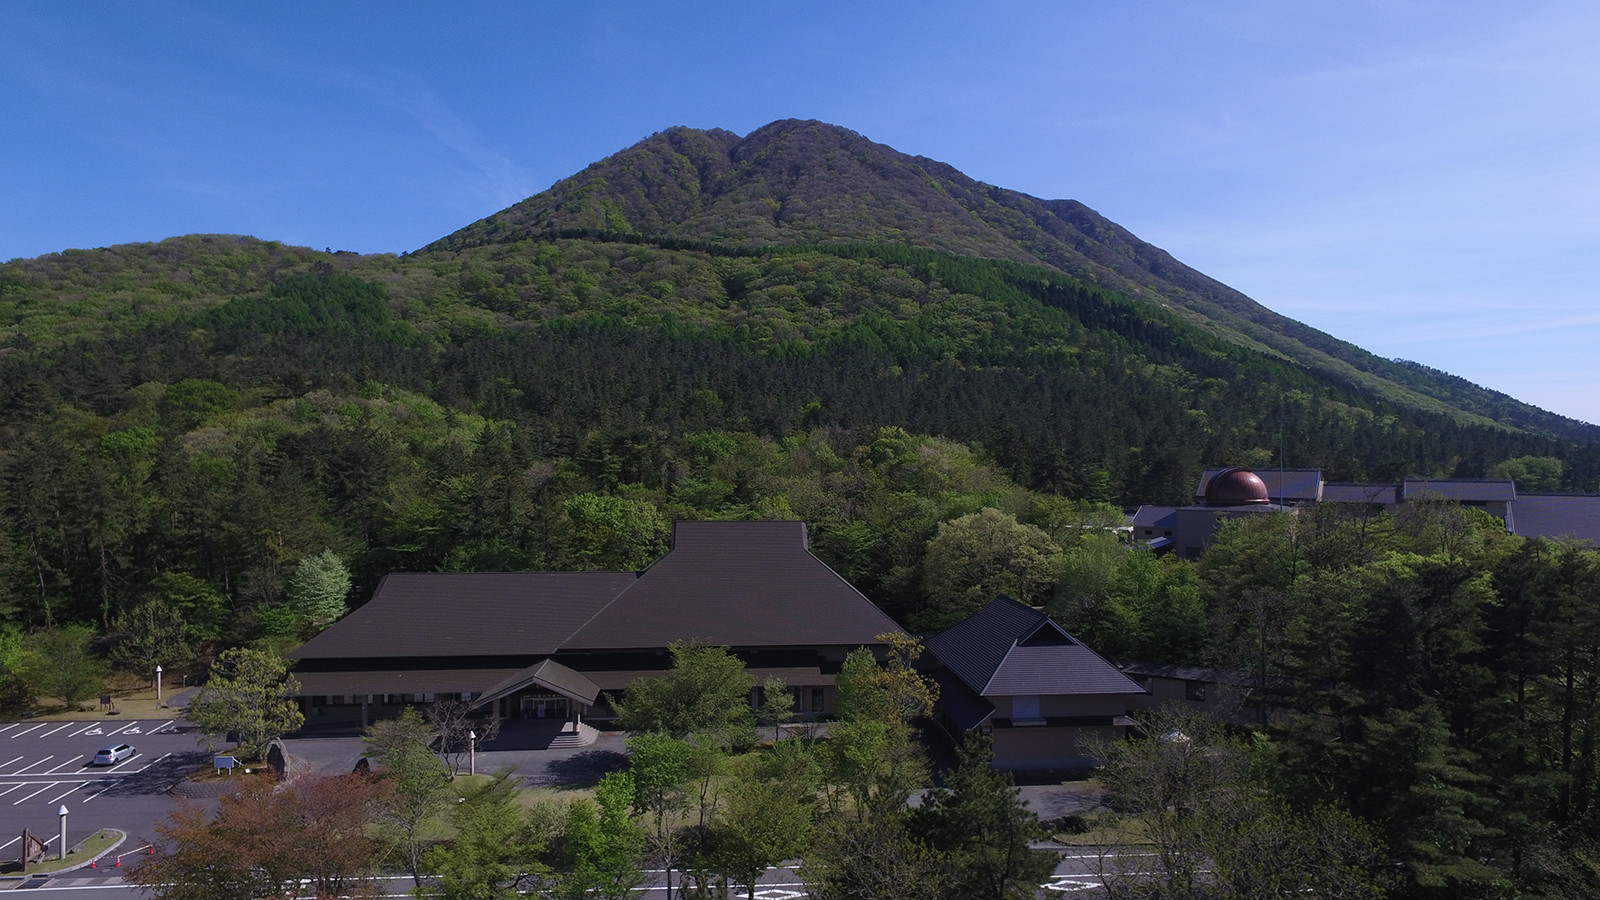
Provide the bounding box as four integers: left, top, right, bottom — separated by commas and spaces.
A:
529, 749, 629, 788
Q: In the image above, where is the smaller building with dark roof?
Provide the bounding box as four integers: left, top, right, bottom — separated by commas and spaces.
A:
923, 596, 1146, 771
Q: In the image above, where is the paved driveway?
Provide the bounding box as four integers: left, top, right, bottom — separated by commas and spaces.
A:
279, 727, 632, 789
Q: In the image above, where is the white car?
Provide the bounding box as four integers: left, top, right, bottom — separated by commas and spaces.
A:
92, 743, 135, 766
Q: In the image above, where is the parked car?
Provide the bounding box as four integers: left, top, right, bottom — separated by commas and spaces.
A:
92, 743, 135, 765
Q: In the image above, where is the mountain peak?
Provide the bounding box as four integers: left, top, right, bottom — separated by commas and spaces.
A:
419, 122, 1598, 443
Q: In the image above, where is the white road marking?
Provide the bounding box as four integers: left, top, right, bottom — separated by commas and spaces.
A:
150, 719, 177, 734
0, 835, 17, 851
43, 757, 84, 774
105, 752, 143, 772
82, 778, 120, 801
1043, 875, 1103, 892
9, 723, 45, 738
47, 782, 84, 803
0, 783, 24, 797
68, 722, 100, 738
0, 723, 19, 735
12, 781, 62, 804
0, 754, 25, 770
38, 723, 73, 737
105, 721, 139, 737
123, 725, 142, 734
133, 751, 170, 772
10, 755, 54, 775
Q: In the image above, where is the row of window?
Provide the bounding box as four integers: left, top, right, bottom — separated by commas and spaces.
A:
751, 686, 827, 712
306, 692, 478, 706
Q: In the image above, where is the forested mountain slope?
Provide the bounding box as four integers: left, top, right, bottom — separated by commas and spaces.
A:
429, 119, 1597, 442
3, 121, 1600, 634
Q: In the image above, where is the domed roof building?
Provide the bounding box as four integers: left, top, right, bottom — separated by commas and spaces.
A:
1202, 466, 1273, 507
1143, 465, 1290, 559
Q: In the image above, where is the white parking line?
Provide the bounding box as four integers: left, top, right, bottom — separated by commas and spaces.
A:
0, 723, 19, 735
0, 754, 24, 770
134, 751, 171, 772
38, 722, 74, 738
9, 723, 45, 738
48, 782, 87, 803
66, 722, 103, 738
104, 720, 140, 737
82, 778, 120, 802
12, 781, 62, 804
0, 783, 24, 797
43, 757, 86, 774
150, 718, 177, 734
10, 755, 54, 775
0, 835, 17, 851
105, 752, 143, 773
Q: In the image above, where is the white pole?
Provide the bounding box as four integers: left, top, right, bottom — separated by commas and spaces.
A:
468, 730, 476, 777
155, 665, 163, 706
57, 805, 68, 861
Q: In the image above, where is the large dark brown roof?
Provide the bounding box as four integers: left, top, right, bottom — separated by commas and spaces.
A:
290, 572, 637, 661
925, 596, 1144, 698
563, 520, 903, 650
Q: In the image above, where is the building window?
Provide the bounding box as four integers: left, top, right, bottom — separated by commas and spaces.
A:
1185, 681, 1207, 702
811, 687, 825, 712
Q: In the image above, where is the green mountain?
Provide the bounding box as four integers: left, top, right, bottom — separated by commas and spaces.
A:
429, 119, 1596, 443
3, 118, 1600, 630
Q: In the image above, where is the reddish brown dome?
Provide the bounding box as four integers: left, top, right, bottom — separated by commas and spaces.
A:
1204, 467, 1272, 506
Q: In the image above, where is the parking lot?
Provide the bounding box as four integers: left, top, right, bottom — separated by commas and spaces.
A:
0, 717, 212, 861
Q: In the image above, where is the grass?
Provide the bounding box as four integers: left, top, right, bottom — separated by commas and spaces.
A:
1, 829, 124, 876
18, 671, 194, 722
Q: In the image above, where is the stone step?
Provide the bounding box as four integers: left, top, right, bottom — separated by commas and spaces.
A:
546, 722, 599, 749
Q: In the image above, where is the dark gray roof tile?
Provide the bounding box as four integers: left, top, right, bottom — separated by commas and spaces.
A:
925, 596, 1144, 698
290, 572, 636, 661
563, 520, 904, 650
1402, 478, 1516, 503
1509, 494, 1600, 546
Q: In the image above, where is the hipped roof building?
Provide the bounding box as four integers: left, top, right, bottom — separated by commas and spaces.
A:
289, 520, 904, 734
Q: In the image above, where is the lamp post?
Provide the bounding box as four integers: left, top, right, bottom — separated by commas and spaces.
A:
155, 665, 163, 706
57, 805, 68, 861
468, 730, 476, 777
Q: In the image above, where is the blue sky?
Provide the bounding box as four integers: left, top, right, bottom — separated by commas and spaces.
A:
5, 2, 1599, 424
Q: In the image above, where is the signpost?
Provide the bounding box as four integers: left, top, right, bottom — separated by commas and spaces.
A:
214, 755, 238, 775
21, 829, 47, 871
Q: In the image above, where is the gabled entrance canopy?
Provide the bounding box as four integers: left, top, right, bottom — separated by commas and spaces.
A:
471, 659, 602, 711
